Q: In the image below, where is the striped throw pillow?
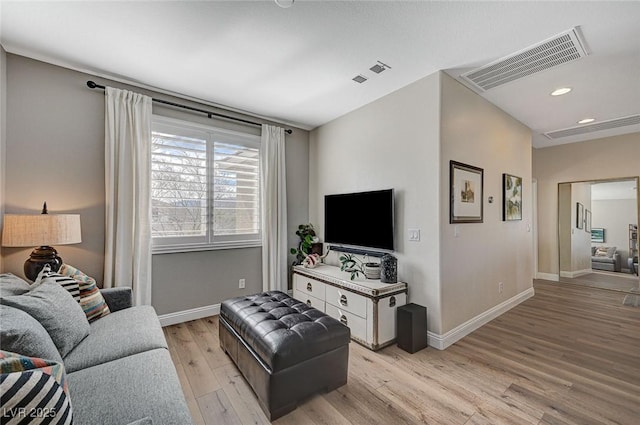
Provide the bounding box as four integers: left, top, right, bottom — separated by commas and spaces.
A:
58, 264, 111, 322
0, 350, 73, 424
35, 265, 80, 302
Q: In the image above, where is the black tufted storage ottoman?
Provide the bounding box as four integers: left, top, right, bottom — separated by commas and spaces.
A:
219, 291, 350, 420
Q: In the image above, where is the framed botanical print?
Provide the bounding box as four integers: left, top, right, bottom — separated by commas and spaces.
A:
503, 173, 522, 221
450, 161, 483, 223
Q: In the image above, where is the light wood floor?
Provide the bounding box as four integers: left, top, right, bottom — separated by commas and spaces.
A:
560, 270, 639, 293
163, 280, 640, 425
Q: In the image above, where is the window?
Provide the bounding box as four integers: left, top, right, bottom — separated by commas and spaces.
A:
151, 116, 261, 252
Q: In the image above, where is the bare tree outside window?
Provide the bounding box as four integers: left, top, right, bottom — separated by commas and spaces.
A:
151, 123, 261, 248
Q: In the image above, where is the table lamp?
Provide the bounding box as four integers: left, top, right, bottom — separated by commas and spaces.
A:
1, 203, 82, 281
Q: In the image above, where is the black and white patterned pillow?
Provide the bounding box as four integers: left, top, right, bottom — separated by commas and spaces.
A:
0, 350, 73, 424
35, 265, 80, 302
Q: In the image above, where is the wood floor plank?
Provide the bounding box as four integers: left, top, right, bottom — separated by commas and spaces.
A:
185, 318, 232, 371
165, 280, 640, 424
323, 374, 418, 425
165, 321, 222, 398
213, 364, 270, 425
296, 394, 352, 425
197, 389, 242, 425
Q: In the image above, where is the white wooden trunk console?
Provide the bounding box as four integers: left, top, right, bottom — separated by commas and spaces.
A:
292, 264, 407, 351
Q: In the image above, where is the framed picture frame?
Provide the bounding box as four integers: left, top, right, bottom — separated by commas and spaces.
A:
450, 160, 483, 223
585, 209, 592, 232
502, 173, 522, 221
576, 202, 584, 229
591, 228, 605, 243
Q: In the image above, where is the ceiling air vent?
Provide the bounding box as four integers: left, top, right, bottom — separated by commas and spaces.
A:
461, 27, 588, 92
544, 115, 640, 139
352, 74, 368, 84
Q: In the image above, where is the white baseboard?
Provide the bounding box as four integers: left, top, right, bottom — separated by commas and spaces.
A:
536, 272, 559, 281
158, 303, 220, 327
560, 269, 591, 279
427, 287, 535, 350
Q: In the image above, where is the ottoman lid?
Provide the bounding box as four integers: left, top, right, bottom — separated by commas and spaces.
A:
221, 291, 350, 371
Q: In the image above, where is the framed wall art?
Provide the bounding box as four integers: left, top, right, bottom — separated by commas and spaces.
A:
576, 202, 584, 229
450, 161, 483, 223
502, 173, 522, 221
585, 209, 592, 232
591, 228, 605, 243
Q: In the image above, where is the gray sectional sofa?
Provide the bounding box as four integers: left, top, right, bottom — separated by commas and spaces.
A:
591, 246, 622, 272
0, 273, 193, 425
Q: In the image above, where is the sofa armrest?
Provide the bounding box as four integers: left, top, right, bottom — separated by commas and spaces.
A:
100, 287, 133, 312
613, 253, 622, 272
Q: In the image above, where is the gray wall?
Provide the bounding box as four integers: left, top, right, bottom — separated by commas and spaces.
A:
439, 73, 532, 333
591, 198, 638, 269
310, 71, 533, 337
1, 54, 310, 315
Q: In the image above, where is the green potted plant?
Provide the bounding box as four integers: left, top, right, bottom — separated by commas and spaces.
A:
339, 254, 381, 280
339, 253, 365, 280
290, 224, 317, 265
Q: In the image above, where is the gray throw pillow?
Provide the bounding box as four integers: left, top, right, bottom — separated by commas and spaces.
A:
0, 273, 32, 298
0, 281, 90, 357
0, 304, 63, 363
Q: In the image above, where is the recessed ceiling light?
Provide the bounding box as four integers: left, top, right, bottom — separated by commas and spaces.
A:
551, 87, 572, 96
577, 118, 595, 124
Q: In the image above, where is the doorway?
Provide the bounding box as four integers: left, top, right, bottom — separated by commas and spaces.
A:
558, 177, 639, 293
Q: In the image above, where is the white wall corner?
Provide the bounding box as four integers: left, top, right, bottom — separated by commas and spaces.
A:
158, 303, 220, 327
536, 272, 559, 281
427, 287, 535, 350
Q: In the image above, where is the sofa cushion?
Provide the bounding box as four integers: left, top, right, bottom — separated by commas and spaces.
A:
67, 349, 193, 425
63, 305, 167, 373
0, 281, 90, 357
592, 256, 615, 264
0, 304, 63, 363
0, 273, 31, 297
59, 264, 111, 322
0, 350, 73, 424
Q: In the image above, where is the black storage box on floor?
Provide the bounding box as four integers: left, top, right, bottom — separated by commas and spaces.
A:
396, 303, 428, 353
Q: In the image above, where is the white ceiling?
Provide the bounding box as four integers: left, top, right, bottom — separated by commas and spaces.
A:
1, 1, 639, 148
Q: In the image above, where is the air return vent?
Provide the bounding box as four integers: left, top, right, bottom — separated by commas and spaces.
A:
544, 115, 640, 139
461, 27, 588, 92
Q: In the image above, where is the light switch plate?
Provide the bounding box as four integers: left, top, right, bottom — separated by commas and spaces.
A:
408, 229, 420, 241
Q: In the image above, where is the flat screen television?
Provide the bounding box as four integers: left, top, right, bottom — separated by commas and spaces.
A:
324, 189, 394, 251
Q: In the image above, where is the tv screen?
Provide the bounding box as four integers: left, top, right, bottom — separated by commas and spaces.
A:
324, 189, 394, 251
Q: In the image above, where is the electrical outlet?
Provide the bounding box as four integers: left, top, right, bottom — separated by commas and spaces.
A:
239, 278, 246, 289
498, 282, 504, 293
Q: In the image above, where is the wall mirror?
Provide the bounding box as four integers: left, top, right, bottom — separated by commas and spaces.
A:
558, 177, 639, 294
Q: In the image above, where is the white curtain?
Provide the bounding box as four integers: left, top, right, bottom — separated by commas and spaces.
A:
103, 87, 153, 306
261, 124, 288, 292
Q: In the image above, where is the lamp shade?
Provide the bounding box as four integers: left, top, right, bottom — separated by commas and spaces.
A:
2, 214, 82, 247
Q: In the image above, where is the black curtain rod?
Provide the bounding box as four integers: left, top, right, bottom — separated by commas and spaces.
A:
86, 81, 292, 134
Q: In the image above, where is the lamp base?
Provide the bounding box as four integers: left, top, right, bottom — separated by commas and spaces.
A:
24, 246, 62, 282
